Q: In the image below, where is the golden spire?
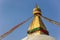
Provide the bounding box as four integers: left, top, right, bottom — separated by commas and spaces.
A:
27, 4, 49, 36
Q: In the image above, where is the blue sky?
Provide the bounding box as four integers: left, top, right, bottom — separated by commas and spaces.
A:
0, 0, 60, 40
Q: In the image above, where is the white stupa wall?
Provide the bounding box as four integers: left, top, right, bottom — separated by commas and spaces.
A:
22, 35, 55, 40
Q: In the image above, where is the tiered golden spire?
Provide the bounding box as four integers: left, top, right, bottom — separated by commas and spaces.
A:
27, 4, 49, 36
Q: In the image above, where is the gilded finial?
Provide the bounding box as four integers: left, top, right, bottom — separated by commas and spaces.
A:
33, 3, 42, 15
